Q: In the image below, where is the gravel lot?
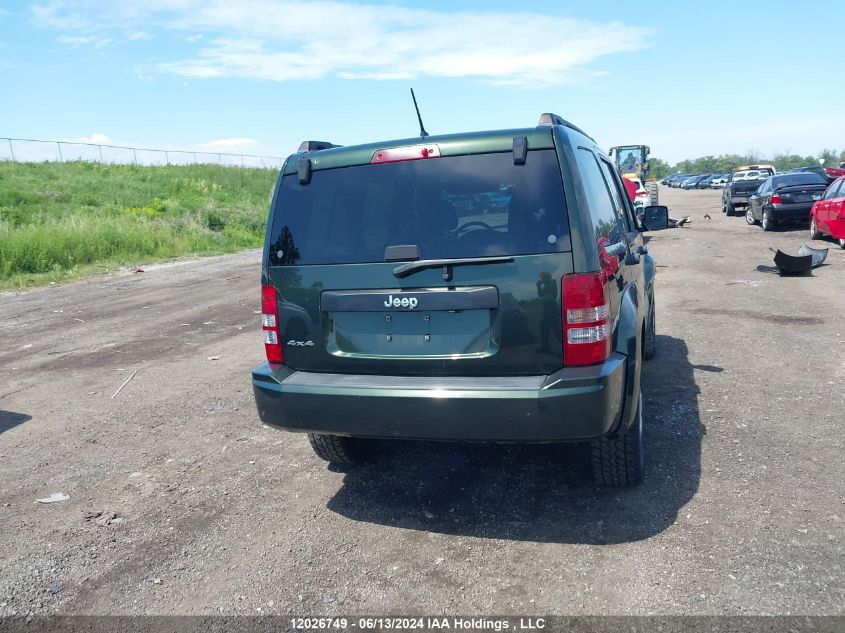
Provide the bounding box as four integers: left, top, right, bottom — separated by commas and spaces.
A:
1, 186, 843, 618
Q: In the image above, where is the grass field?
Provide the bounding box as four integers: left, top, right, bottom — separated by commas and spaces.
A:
0, 161, 278, 289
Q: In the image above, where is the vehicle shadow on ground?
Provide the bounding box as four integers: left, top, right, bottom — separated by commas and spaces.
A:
0, 410, 32, 434
327, 335, 704, 544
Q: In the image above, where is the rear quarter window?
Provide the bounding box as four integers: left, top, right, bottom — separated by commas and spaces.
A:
574, 147, 625, 243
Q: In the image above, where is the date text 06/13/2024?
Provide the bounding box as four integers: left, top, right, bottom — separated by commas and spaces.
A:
289, 617, 547, 631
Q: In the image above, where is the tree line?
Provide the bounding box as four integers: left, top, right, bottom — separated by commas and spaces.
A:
647, 149, 845, 180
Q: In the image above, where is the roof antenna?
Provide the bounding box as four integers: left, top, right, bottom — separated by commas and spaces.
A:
410, 88, 428, 138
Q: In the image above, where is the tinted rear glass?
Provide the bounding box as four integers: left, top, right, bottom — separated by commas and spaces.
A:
268, 150, 570, 265
773, 174, 826, 188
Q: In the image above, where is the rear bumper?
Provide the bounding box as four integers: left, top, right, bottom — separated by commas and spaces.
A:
730, 194, 751, 206
768, 203, 813, 222
252, 354, 628, 442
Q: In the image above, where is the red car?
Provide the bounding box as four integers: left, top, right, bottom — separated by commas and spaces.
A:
810, 176, 845, 248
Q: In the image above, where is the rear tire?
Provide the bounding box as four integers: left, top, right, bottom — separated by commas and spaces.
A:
745, 207, 757, 225
762, 210, 774, 231
591, 390, 644, 487
725, 201, 734, 216
810, 215, 821, 240
840, 238, 845, 250
308, 433, 367, 465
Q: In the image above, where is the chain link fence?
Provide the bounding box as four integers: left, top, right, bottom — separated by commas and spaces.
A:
0, 137, 285, 169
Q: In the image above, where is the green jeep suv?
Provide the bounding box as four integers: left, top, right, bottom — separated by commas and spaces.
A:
252, 113, 659, 486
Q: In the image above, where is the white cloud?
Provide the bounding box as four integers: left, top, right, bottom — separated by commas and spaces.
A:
196, 138, 258, 151
30, 1, 651, 87
56, 34, 112, 48
127, 31, 152, 41
64, 133, 114, 144
56, 34, 92, 46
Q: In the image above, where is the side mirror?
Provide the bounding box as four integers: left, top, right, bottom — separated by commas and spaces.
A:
642, 205, 669, 231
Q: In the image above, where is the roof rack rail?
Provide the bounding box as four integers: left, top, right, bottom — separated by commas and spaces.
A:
297, 141, 339, 152
537, 113, 595, 142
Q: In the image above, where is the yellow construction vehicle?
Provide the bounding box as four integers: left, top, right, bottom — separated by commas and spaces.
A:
609, 145, 658, 205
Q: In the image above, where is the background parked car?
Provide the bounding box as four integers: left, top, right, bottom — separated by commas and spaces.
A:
789, 165, 845, 184
696, 174, 721, 189
709, 174, 729, 188
666, 173, 693, 187
681, 174, 712, 189
809, 175, 845, 248
745, 172, 827, 231
722, 165, 776, 215
625, 176, 652, 209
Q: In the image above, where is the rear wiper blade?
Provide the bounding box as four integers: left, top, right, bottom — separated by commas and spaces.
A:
393, 256, 514, 281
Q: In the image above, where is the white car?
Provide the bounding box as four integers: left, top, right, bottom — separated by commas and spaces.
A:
626, 177, 652, 208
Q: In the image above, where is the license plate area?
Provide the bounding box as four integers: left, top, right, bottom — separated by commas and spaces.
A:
326, 309, 496, 359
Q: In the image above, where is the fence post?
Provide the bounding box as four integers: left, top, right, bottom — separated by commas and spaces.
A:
218, 153, 222, 164
133, 148, 138, 165
98, 145, 103, 162
57, 142, 64, 162
193, 152, 197, 164
240, 155, 244, 168
164, 150, 169, 165
8, 138, 14, 161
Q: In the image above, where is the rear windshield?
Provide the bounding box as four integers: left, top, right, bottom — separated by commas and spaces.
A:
268, 150, 571, 265
772, 174, 826, 188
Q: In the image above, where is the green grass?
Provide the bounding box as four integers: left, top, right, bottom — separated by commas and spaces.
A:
0, 161, 278, 289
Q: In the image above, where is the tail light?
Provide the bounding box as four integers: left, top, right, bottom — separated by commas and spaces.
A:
562, 272, 611, 366
771, 194, 782, 205
261, 284, 283, 364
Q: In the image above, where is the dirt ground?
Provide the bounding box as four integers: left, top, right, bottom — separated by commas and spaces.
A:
1, 186, 843, 617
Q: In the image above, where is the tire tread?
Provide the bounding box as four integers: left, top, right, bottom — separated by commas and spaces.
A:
308, 433, 362, 464
590, 395, 644, 487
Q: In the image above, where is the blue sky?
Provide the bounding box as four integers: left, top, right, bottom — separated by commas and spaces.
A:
1, 0, 843, 164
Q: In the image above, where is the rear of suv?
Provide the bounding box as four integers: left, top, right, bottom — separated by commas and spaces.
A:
252, 113, 658, 486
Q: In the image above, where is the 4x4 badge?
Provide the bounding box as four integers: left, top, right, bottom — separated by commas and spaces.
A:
384, 295, 418, 309
286, 340, 314, 347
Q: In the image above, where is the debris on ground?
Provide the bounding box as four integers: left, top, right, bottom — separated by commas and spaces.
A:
131, 268, 145, 273
773, 245, 828, 275
798, 245, 828, 267
36, 493, 69, 504
111, 369, 138, 398
207, 356, 220, 361
90, 511, 125, 527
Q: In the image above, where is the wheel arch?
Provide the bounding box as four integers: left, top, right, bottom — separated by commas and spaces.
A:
612, 283, 642, 436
